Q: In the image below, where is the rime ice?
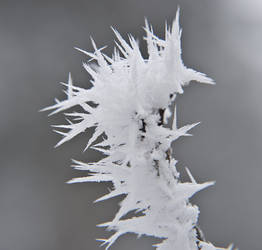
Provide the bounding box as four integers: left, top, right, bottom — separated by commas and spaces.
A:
43, 9, 233, 250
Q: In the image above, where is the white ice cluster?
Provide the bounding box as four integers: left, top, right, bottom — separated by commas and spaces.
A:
43, 9, 233, 250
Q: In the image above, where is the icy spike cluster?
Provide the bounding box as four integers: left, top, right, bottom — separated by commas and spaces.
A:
43, 9, 233, 250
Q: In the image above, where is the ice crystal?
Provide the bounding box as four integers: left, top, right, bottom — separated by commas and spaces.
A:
43, 9, 233, 250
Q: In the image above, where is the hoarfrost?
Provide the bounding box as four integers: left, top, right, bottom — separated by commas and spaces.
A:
43, 9, 233, 250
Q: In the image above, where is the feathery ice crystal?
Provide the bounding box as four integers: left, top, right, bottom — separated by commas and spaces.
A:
43, 9, 233, 250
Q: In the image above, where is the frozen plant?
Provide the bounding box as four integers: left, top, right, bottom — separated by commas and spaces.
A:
43, 9, 234, 250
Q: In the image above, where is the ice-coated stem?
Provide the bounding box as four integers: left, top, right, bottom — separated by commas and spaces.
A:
43, 8, 234, 250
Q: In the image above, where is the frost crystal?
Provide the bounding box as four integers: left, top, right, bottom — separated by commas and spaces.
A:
43, 9, 233, 250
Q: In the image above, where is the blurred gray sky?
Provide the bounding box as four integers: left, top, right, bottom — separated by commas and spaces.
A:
0, 0, 261, 249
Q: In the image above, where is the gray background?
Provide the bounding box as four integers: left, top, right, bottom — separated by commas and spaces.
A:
0, 0, 261, 249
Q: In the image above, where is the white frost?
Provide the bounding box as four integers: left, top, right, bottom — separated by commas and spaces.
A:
43, 8, 233, 250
